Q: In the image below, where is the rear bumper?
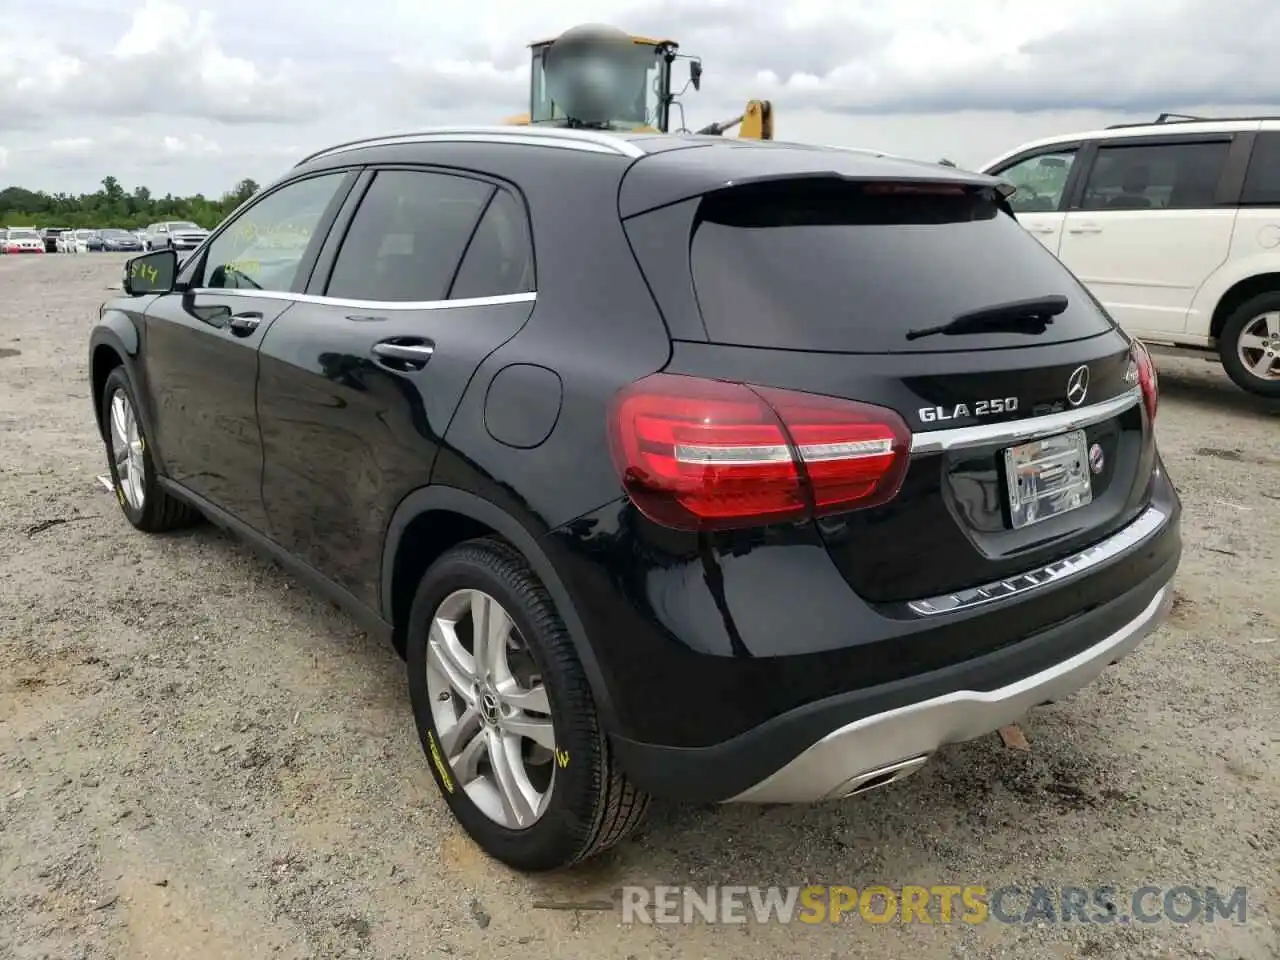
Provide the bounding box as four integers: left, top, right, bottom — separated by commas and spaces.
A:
607, 496, 1180, 802
729, 581, 1171, 802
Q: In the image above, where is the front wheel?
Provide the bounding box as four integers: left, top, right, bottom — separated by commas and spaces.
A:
1218, 293, 1280, 398
101, 367, 200, 532
406, 538, 648, 871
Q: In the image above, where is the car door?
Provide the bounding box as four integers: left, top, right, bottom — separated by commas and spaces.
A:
1057, 134, 1240, 339
255, 166, 537, 608
142, 170, 356, 529
985, 144, 1081, 253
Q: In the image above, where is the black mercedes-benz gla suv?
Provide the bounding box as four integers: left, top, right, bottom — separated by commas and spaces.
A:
90, 126, 1180, 872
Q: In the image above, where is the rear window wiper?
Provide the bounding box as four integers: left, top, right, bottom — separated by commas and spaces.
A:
905, 294, 1069, 341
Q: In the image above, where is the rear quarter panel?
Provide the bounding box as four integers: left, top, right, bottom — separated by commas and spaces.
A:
431, 148, 673, 533
1186, 207, 1280, 342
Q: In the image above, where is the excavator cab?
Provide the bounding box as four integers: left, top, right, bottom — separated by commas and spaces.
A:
503, 24, 771, 139
506, 30, 679, 133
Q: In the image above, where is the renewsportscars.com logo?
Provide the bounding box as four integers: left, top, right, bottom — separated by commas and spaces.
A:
619, 885, 1250, 925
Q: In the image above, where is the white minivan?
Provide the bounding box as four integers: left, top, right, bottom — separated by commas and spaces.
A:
983, 114, 1280, 397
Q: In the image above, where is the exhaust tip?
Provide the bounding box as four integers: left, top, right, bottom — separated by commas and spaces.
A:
831, 754, 930, 800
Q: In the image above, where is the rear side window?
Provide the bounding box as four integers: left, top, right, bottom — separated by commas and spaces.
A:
1241, 131, 1280, 206
326, 170, 494, 302
688, 179, 1115, 354
1079, 140, 1229, 211
448, 188, 535, 299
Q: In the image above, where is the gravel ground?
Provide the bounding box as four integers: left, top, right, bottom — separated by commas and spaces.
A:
1, 253, 1278, 960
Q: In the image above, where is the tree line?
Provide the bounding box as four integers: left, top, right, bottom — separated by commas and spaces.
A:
0, 176, 261, 230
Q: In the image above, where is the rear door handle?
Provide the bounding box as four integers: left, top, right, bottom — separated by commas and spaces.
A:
372, 339, 435, 371
1068, 224, 1102, 234
227, 312, 262, 336
1027, 226, 1056, 234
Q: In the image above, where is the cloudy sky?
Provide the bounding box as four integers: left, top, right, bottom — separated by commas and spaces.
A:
2, 0, 1278, 197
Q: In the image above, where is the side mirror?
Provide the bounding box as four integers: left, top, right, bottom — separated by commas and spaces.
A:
690, 60, 702, 91
123, 249, 178, 296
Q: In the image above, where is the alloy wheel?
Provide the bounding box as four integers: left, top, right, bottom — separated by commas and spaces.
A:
109, 388, 146, 510
1236, 311, 1280, 382
425, 588, 557, 829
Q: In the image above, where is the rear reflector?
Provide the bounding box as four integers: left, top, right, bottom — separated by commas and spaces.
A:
607, 373, 911, 531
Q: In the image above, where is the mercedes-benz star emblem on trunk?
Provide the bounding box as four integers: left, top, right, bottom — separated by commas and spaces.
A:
1066, 365, 1090, 407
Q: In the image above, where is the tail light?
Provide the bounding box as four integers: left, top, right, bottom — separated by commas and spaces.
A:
1129, 340, 1159, 421
607, 373, 911, 531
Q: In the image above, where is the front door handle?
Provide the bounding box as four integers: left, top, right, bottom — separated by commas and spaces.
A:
372, 339, 435, 371
1068, 224, 1102, 234
227, 312, 262, 336
1027, 226, 1056, 234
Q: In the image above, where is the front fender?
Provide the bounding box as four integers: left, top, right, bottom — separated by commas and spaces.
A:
380, 484, 618, 732
89, 300, 163, 463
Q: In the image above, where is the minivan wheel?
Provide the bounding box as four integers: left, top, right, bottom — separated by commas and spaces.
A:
1218, 293, 1280, 398
406, 537, 649, 871
100, 367, 200, 532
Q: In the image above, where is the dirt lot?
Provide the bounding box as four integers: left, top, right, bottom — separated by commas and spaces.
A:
1, 253, 1278, 960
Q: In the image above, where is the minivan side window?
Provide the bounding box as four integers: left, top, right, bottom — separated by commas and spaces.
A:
200, 173, 345, 292
993, 149, 1076, 213
325, 170, 495, 303
1079, 140, 1230, 212
1241, 131, 1280, 206
448, 188, 535, 299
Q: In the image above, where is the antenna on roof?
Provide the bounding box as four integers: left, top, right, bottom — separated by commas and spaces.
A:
1155, 112, 1205, 123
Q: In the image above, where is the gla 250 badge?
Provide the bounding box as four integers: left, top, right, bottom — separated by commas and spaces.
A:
918, 397, 1019, 424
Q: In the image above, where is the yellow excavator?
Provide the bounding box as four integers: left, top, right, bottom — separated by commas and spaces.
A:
502, 24, 773, 139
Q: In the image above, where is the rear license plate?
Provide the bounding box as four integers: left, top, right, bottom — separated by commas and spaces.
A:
1003, 429, 1092, 529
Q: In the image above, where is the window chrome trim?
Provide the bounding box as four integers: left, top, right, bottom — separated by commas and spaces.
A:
185, 288, 537, 312
910, 387, 1142, 454
906, 504, 1168, 617
298, 127, 646, 165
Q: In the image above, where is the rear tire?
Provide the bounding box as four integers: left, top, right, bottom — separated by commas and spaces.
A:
406, 537, 648, 871
101, 367, 200, 532
1218, 292, 1280, 398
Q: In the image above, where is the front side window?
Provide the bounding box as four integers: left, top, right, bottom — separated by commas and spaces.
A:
201, 173, 345, 292
993, 149, 1076, 213
530, 42, 663, 128
1080, 140, 1229, 211
325, 170, 495, 302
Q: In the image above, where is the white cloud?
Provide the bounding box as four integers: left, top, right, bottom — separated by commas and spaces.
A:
0, 0, 1277, 195
48, 137, 94, 155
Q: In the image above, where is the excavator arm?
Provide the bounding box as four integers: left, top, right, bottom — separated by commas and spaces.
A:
695, 100, 774, 139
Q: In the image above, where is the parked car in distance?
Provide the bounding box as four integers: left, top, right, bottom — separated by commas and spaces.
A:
41, 227, 71, 252
2, 227, 45, 254
67, 228, 105, 253
984, 113, 1280, 397
98, 228, 144, 252
135, 228, 153, 250
148, 220, 209, 252
91, 125, 1180, 872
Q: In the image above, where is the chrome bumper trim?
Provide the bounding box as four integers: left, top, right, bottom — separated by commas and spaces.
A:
910, 387, 1142, 454
727, 582, 1173, 804
907, 504, 1167, 616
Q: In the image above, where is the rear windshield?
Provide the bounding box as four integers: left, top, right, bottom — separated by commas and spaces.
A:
688, 179, 1114, 353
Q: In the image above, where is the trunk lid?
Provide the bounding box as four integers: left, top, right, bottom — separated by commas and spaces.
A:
625, 170, 1157, 604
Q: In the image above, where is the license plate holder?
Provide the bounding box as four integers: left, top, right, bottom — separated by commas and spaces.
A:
1003, 429, 1092, 529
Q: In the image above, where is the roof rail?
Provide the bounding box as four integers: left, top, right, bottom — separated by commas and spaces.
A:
295, 125, 646, 166
1105, 112, 1280, 130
